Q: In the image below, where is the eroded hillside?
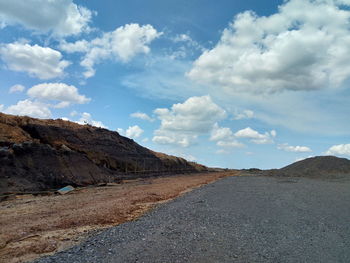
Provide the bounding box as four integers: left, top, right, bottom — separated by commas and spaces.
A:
0, 113, 207, 194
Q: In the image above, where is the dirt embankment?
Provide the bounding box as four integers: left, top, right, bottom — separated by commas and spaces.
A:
0, 172, 235, 263
0, 113, 207, 194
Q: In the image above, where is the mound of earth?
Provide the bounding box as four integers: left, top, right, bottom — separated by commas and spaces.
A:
0, 113, 207, 194
267, 156, 350, 178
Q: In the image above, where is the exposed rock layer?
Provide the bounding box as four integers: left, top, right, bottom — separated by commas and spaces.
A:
0, 113, 207, 194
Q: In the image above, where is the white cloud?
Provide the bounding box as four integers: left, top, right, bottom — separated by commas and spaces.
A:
130, 112, 154, 122
155, 95, 226, 133
270, 130, 277, 138
234, 127, 275, 144
0, 43, 70, 79
278, 143, 312, 153
210, 123, 234, 141
0, 104, 4, 111
188, 0, 350, 94
152, 132, 197, 148
125, 125, 144, 139
4, 99, 51, 118
325, 144, 350, 156
9, 84, 25, 93
169, 33, 205, 59
152, 95, 226, 147
0, 0, 94, 36
210, 123, 244, 149
59, 40, 90, 53
172, 34, 205, 52
60, 23, 162, 78
27, 83, 90, 106
53, 101, 71, 109
117, 128, 125, 135
77, 112, 107, 128
173, 34, 193, 43
118, 126, 144, 140
233, 109, 254, 120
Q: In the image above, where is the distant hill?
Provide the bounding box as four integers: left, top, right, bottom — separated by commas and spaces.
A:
0, 113, 207, 194
266, 156, 350, 178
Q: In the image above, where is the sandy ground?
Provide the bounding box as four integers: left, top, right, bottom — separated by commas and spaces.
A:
0, 172, 234, 263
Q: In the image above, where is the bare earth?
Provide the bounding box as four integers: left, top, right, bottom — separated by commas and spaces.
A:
0, 172, 233, 263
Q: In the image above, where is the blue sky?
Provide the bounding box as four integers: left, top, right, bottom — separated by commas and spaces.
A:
1, 0, 350, 169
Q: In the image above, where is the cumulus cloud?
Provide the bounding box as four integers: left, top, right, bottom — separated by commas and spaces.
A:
152, 132, 197, 148
152, 96, 226, 147
77, 112, 107, 128
130, 112, 154, 122
325, 144, 350, 156
278, 143, 312, 153
4, 99, 51, 118
0, 43, 70, 79
0, 0, 94, 36
59, 23, 162, 78
210, 123, 244, 149
234, 127, 276, 144
188, 0, 350, 94
9, 84, 25, 93
155, 96, 226, 133
210, 123, 234, 141
0, 104, 4, 111
126, 125, 144, 139
27, 83, 90, 107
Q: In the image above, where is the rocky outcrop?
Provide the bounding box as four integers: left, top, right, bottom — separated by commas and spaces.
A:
0, 113, 207, 194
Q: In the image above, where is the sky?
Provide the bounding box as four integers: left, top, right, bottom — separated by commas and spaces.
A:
1, 0, 350, 169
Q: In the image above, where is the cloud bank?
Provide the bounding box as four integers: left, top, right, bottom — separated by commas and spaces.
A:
0, 0, 94, 36
188, 0, 350, 94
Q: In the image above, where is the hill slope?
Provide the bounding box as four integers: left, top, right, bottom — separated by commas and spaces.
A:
0, 113, 207, 194
267, 156, 350, 178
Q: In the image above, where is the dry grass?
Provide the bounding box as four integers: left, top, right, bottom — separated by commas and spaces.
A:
0, 172, 236, 263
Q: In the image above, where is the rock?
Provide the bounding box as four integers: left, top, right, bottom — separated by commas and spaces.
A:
60, 144, 72, 152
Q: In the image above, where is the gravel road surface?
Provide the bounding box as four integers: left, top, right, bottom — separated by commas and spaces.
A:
35, 176, 350, 263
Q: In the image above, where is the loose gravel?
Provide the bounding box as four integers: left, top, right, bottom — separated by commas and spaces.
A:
34, 176, 350, 263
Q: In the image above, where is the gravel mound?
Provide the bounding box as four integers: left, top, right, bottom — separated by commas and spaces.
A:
269, 156, 350, 178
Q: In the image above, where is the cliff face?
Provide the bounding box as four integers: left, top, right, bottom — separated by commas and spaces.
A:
0, 113, 207, 194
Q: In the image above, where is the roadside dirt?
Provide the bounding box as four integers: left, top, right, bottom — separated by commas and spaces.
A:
0, 172, 235, 263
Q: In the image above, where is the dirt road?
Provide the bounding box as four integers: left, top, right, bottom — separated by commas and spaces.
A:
34, 176, 350, 263
0, 172, 231, 263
